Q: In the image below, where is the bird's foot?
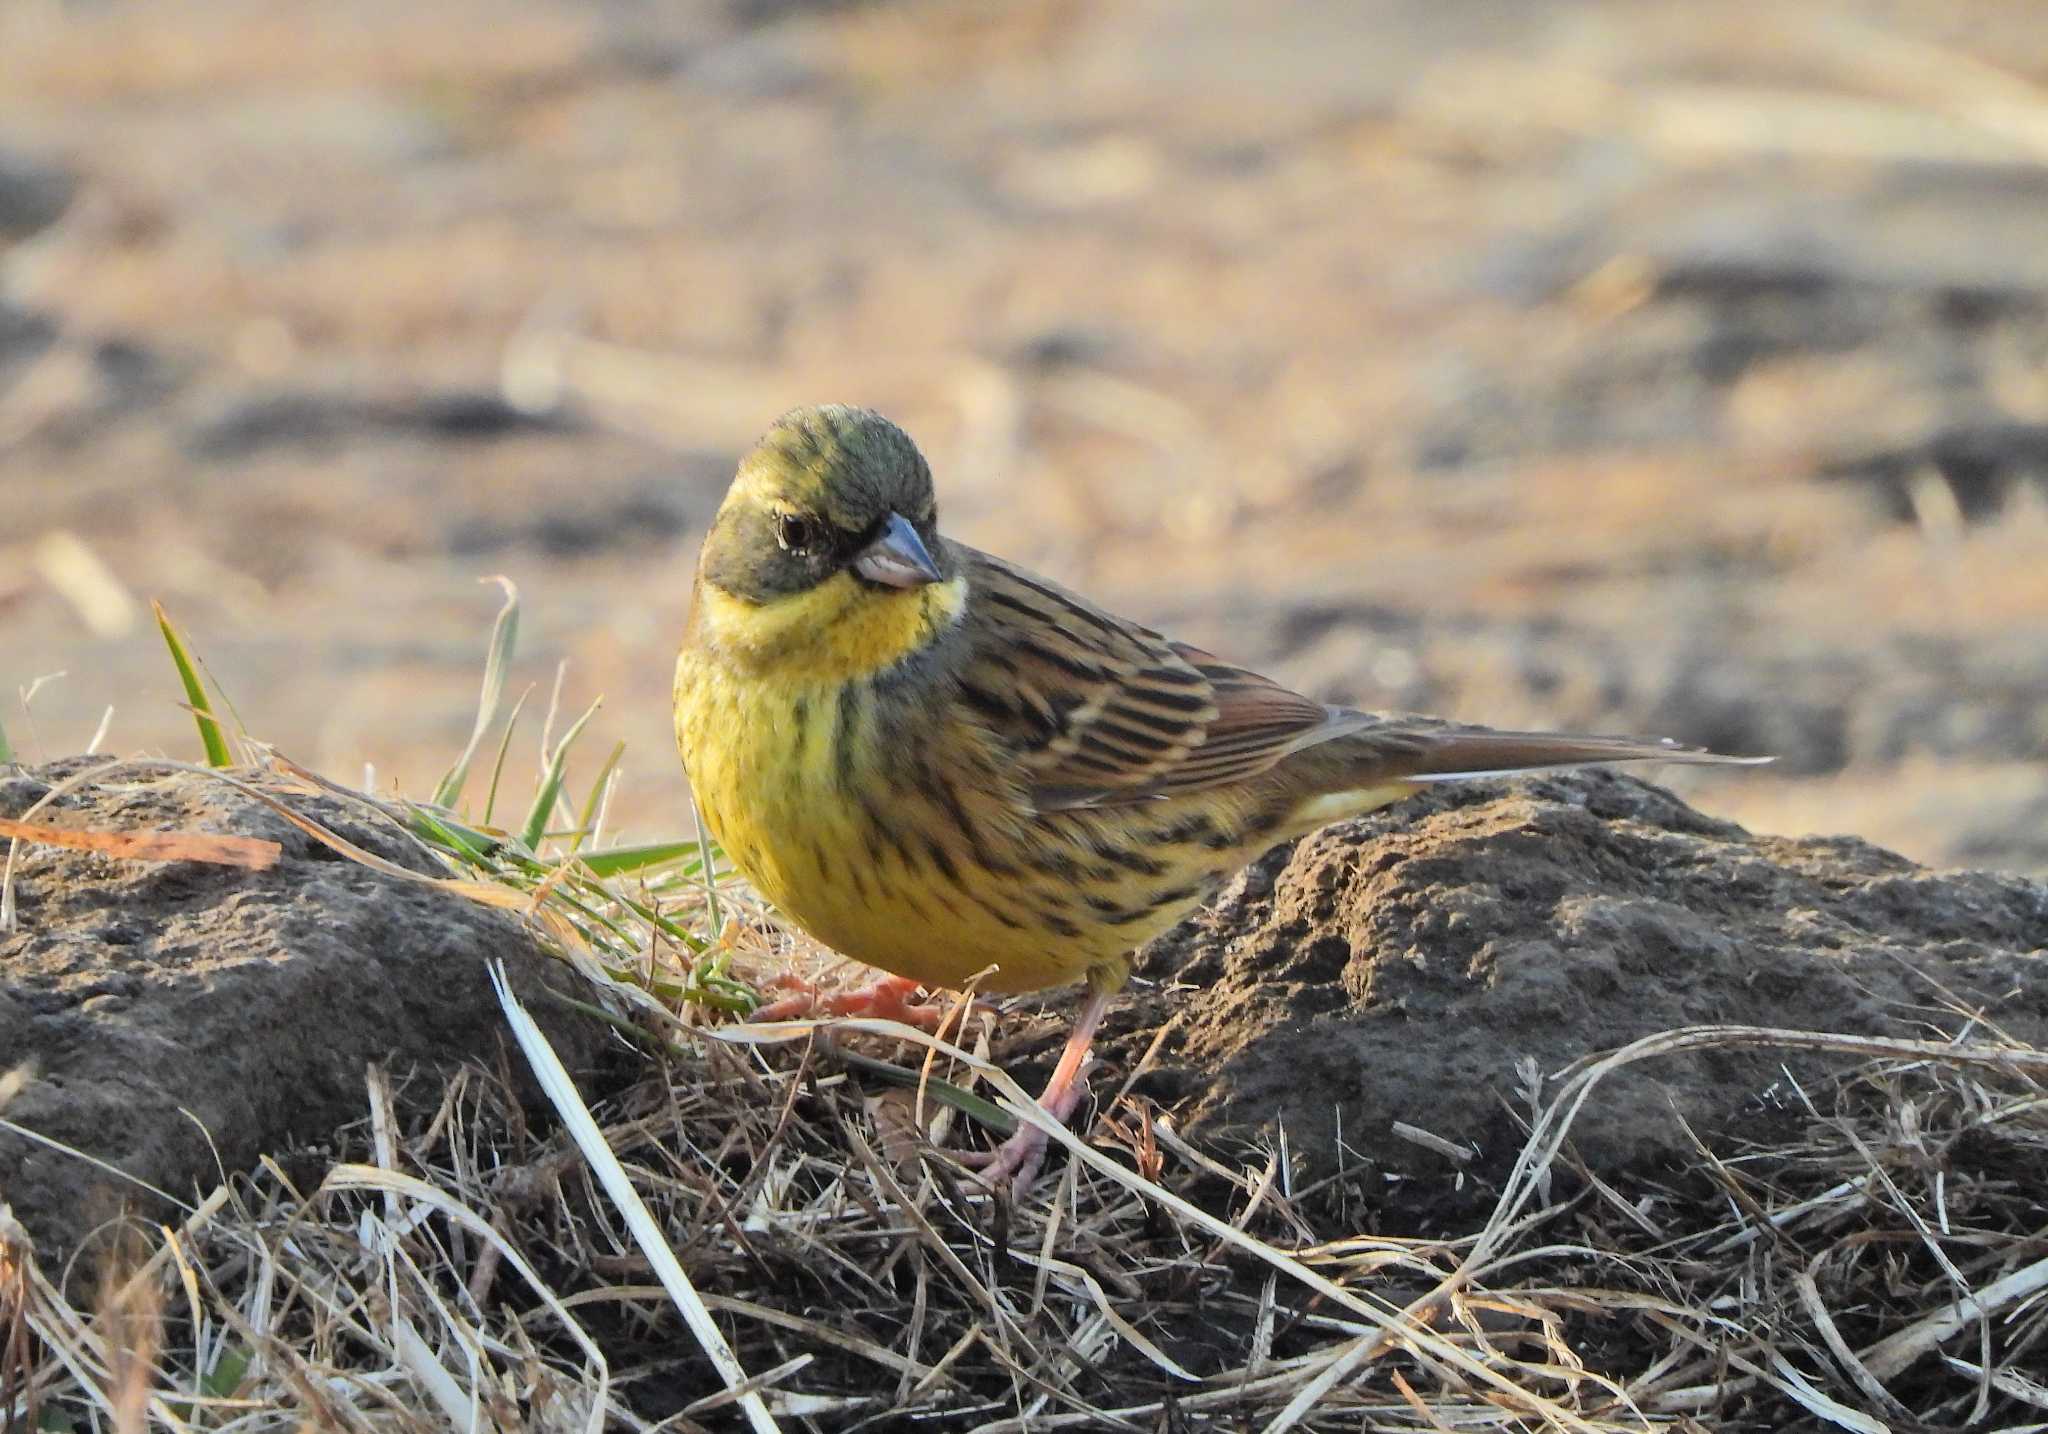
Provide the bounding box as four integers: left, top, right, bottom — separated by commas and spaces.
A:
750, 973, 960, 1031
954, 983, 1112, 1193
956, 1070, 1091, 1193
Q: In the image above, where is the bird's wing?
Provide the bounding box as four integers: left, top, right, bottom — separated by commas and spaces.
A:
956, 551, 1345, 810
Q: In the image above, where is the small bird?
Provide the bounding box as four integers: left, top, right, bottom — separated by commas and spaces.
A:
675, 405, 1764, 1188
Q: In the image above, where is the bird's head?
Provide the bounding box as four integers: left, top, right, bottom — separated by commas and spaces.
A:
689, 405, 966, 677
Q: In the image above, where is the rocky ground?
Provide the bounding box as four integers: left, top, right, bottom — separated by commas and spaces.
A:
3, 0, 2047, 877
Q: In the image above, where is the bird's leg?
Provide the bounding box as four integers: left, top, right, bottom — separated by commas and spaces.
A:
959, 983, 1113, 1192
750, 972, 957, 1031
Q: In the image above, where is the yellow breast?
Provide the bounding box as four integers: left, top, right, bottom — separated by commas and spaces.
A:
675, 644, 1121, 993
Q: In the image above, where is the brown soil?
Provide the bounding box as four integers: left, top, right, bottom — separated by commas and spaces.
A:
1082, 771, 2048, 1214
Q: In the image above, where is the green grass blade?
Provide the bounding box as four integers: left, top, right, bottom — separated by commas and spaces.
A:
407, 806, 506, 866
200, 1342, 254, 1399
575, 878, 706, 955
569, 738, 626, 853
835, 1050, 1019, 1135
0, 706, 12, 764
519, 697, 601, 853
574, 839, 702, 879
434, 576, 520, 810
691, 794, 722, 933
153, 600, 232, 768
482, 685, 531, 826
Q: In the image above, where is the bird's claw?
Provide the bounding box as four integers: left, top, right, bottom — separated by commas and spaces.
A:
956, 1124, 1053, 1191
955, 1068, 1093, 1193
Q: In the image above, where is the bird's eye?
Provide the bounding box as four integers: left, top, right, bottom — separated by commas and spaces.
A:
775, 513, 815, 552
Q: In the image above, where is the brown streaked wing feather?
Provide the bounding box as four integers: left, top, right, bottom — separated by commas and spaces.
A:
956, 551, 1339, 810
1146, 642, 1340, 794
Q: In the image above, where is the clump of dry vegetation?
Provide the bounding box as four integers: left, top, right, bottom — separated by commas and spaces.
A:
3, 599, 2044, 1431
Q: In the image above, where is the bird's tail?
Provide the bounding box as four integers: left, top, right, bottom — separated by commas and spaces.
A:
1277, 716, 1769, 832
1399, 728, 1771, 783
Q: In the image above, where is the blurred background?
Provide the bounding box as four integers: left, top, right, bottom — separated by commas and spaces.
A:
3, 0, 2045, 873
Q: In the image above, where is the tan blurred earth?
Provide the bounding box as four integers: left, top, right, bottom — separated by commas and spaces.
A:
4, 0, 2047, 873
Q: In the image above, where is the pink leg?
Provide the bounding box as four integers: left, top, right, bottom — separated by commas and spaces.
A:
959, 985, 1113, 1192
749, 973, 958, 1031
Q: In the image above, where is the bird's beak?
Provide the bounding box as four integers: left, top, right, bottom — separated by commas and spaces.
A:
853, 512, 943, 589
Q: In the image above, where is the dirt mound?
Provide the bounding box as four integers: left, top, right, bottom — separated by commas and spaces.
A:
1085, 770, 2047, 1196
0, 758, 613, 1264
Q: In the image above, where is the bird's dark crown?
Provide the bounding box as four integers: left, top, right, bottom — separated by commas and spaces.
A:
748, 405, 936, 529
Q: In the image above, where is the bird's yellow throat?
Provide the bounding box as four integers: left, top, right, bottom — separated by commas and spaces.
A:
694, 570, 968, 682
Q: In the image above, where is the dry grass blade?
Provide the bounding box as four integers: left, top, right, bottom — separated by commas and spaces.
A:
1759, 1349, 1891, 1434
0, 813, 280, 869
1792, 1268, 1910, 1420
1942, 1355, 2048, 1413
1860, 1255, 2048, 1382
317, 1164, 612, 1431
999, 1244, 1196, 1384
248, 753, 532, 906
492, 962, 782, 1434
554, 1286, 936, 1381
0, 1118, 190, 1214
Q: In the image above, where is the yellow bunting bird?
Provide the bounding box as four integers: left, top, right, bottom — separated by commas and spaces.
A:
675, 405, 1764, 1188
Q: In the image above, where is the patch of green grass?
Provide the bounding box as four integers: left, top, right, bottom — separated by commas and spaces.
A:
138, 582, 761, 1020
338, 583, 788, 1020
